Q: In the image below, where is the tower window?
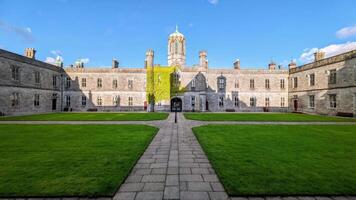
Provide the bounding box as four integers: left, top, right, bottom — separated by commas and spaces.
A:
265, 97, 270, 107
175, 40, 178, 54
11, 66, 20, 81
128, 97, 133, 106
281, 97, 285, 107
81, 78, 86, 87
265, 79, 270, 89
34, 71, 40, 84
34, 94, 40, 107
97, 96, 102, 106
82, 96, 87, 107
280, 79, 285, 89
250, 97, 256, 107
234, 96, 239, 107
250, 79, 255, 89
66, 96, 71, 107
219, 96, 224, 107
97, 78, 102, 88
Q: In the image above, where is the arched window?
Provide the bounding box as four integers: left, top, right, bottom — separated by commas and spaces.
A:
175, 40, 178, 54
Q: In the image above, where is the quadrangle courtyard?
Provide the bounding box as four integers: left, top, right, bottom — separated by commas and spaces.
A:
0, 112, 355, 200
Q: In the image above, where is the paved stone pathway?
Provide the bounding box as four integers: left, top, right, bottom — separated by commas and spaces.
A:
1, 113, 356, 200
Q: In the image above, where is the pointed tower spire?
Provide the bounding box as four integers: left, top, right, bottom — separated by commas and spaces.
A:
175, 25, 179, 33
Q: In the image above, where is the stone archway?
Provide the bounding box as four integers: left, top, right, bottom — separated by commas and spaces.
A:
171, 97, 182, 112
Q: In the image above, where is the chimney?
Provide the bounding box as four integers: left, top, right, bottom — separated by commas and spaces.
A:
199, 51, 208, 69
288, 60, 297, 69
268, 61, 276, 70
24, 48, 36, 59
314, 50, 325, 62
233, 59, 240, 69
112, 59, 119, 68
145, 49, 154, 68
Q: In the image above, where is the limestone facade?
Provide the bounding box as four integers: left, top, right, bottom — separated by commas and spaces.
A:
0, 29, 355, 116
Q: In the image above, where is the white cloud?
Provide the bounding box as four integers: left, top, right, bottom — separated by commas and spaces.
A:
208, 0, 219, 5
299, 42, 356, 63
0, 20, 33, 42
336, 26, 356, 39
45, 50, 63, 64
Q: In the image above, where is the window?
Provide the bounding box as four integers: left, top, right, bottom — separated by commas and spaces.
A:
329, 94, 337, 108
81, 78, 86, 87
280, 79, 285, 89
265, 79, 270, 89
52, 75, 57, 88
97, 96, 102, 106
329, 69, 337, 84
97, 78, 102, 88
128, 97, 133, 106
65, 96, 71, 107
293, 77, 298, 88
34, 71, 40, 84
250, 79, 254, 89
175, 40, 178, 54
309, 95, 315, 108
218, 78, 225, 90
11, 66, 20, 81
281, 97, 285, 107
309, 74, 315, 86
250, 97, 256, 107
265, 97, 270, 107
234, 96, 239, 107
65, 77, 71, 89
191, 96, 196, 108
234, 80, 239, 89
113, 79, 118, 89
82, 96, 86, 107
34, 94, 40, 107
191, 79, 196, 90
113, 95, 120, 106
128, 79, 133, 89
11, 93, 19, 107
219, 96, 224, 107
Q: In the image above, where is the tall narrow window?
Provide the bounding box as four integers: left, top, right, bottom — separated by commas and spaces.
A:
128, 79, 133, 89
309, 95, 315, 108
113, 95, 120, 106
218, 78, 225, 90
219, 96, 224, 107
52, 75, 57, 88
11, 66, 20, 81
97, 78, 102, 88
265, 79, 270, 89
34, 71, 40, 84
191, 96, 196, 108
329, 69, 337, 84
293, 77, 298, 88
265, 97, 270, 107
97, 96, 102, 106
128, 97, 133, 106
234, 96, 239, 107
280, 79, 285, 89
82, 96, 87, 107
250, 97, 256, 107
175, 40, 178, 54
34, 94, 40, 107
65, 77, 71, 89
66, 96, 71, 107
191, 79, 196, 91
329, 94, 337, 108
250, 79, 255, 89
309, 74, 315, 86
11, 93, 19, 107
234, 80, 239, 89
280, 97, 285, 107
113, 79, 118, 89
81, 78, 86, 87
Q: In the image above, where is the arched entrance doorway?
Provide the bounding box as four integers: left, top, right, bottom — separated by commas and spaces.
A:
171, 97, 182, 112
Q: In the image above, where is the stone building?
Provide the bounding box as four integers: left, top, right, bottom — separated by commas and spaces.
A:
0, 28, 355, 116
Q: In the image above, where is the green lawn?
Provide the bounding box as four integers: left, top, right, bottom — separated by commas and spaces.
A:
193, 124, 356, 196
0, 112, 168, 121
185, 112, 356, 122
0, 124, 157, 197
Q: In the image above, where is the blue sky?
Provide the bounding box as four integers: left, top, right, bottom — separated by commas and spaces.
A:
1, 0, 356, 69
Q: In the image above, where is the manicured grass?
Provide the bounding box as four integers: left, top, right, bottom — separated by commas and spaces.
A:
0, 124, 157, 197
193, 125, 356, 196
0, 112, 168, 121
185, 112, 356, 122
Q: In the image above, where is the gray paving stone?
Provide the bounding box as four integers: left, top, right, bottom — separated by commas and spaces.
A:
142, 175, 166, 182
133, 168, 151, 175
150, 162, 168, 168
203, 174, 219, 182
135, 191, 163, 200
209, 192, 228, 200
142, 183, 165, 191
191, 168, 210, 174
188, 182, 212, 191
114, 192, 136, 200
167, 167, 179, 175
164, 186, 180, 199
119, 183, 144, 192
180, 174, 203, 182
151, 168, 167, 175
179, 167, 191, 174
180, 191, 210, 200
210, 182, 225, 192
166, 175, 179, 186
125, 175, 143, 183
